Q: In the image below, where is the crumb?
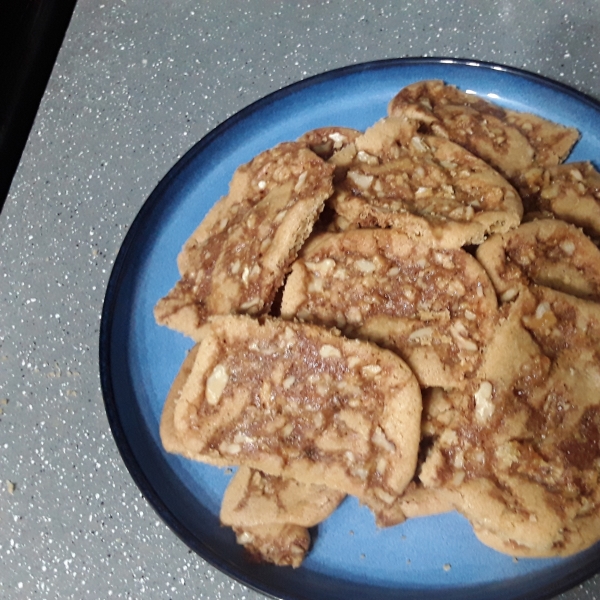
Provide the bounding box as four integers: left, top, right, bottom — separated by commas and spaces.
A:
360, 553, 366, 559
443, 563, 451, 571
512, 557, 519, 563
6, 481, 15, 494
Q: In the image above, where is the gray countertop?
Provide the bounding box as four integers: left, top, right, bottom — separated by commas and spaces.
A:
2, 1, 600, 598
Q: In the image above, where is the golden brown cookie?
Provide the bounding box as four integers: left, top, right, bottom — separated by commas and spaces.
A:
163, 349, 344, 568
154, 142, 334, 341
220, 466, 345, 529
166, 315, 422, 515
220, 466, 345, 567
518, 162, 600, 239
419, 286, 600, 557
388, 80, 579, 183
281, 229, 498, 388
328, 116, 523, 247
476, 218, 600, 303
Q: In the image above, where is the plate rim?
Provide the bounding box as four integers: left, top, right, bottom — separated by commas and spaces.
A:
99, 56, 600, 600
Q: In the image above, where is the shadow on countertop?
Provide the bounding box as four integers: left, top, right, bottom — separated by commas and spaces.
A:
0, 1, 78, 214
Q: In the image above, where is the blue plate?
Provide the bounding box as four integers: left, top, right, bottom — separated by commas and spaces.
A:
100, 58, 600, 600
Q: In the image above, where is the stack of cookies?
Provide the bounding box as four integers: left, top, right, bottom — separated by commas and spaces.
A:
155, 80, 600, 566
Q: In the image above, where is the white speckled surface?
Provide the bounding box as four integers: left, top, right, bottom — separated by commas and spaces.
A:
1, 1, 600, 598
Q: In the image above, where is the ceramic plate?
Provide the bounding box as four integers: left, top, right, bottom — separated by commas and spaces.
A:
100, 58, 600, 600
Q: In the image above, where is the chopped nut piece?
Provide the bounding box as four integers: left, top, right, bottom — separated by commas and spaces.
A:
474, 381, 494, 423
408, 327, 434, 344
319, 344, 342, 359
347, 171, 374, 189
371, 426, 396, 453
206, 364, 229, 405
282, 376, 296, 389
295, 171, 308, 192
362, 364, 382, 376
355, 259, 376, 273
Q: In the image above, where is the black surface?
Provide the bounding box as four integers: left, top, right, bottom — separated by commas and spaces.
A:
0, 1, 78, 213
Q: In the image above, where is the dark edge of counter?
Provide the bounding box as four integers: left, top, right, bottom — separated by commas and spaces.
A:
0, 1, 78, 213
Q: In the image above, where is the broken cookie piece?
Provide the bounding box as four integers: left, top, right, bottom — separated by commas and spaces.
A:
388, 80, 579, 184
154, 142, 334, 341
165, 315, 422, 514
281, 229, 498, 388
328, 116, 523, 247
220, 466, 345, 567
220, 466, 345, 529
518, 162, 600, 239
476, 218, 600, 303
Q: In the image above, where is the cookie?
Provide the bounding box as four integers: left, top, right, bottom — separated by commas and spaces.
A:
388, 80, 579, 183
220, 466, 345, 528
154, 142, 335, 341
395, 387, 465, 520
518, 162, 600, 239
163, 349, 342, 568
281, 229, 498, 388
166, 315, 422, 516
354, 385, 456, 526
220, 466, 344, 567
476, 218, 600, 303
419, 287, 600, 556
328, 116, 523, 247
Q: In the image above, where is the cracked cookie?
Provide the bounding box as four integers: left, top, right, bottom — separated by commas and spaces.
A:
476, 218, 600, 303
388, 79, 579, 185
328, 116, 523, 247
281, 229, 498, 388
220, 466, 345, 567
154, 142, 334, 341
164, 315, 422, 518
518, 162, 600, 239
419, 286, 600, 556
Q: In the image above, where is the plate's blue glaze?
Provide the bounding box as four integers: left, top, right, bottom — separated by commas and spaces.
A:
100, 58, 600, 600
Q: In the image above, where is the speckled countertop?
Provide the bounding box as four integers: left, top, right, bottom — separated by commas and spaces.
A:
2, 1, 600, 598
